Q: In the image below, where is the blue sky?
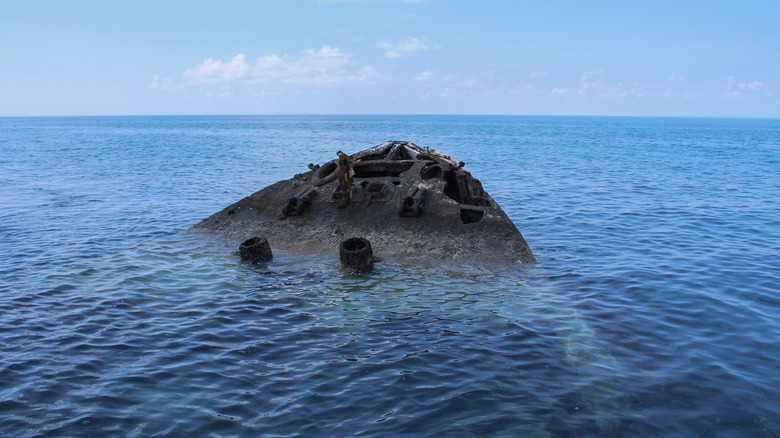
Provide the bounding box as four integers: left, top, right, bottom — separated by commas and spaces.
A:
1, 0, 778, 117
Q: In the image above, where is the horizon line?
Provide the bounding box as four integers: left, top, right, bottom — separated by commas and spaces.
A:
1, 113, 778, 120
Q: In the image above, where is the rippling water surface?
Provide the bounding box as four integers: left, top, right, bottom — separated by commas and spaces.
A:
1, 115, 778, 436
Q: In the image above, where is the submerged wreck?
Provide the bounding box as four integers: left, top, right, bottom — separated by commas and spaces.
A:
191, 141, 535, 265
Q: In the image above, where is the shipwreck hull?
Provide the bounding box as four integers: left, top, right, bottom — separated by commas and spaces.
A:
190, 141, 535, 264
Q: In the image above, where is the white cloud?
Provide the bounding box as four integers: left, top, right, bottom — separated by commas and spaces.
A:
512, 83, 538, 93
147, 74, 179, 90
378, 36, 441, 58
723, 75, 742, 98
576, 70, 669, 99
412, 70, 495, 99
288, 46, 352, 84
722, 77, 762, 99
738, 80, 763, 91
348, 65, 386, 83
415, 71, 475, 88
667, 73, 686, 82
183, 54, 250, 84
510, 82, 567, 96
180, 46, 353, 86
529, 70, 548, 79
578, 70, 606, 96
415, 70, 435, 81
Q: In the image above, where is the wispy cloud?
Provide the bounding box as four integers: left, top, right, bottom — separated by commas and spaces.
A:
510, 83, 568, 96
183, 54, 250, 83
738, 80, 763, 91
723, 76, 741, 98
414, 70, 479, 87
723, 76, 763, 98
415, 70, 435, 82
180, 46, 353, 86
347, 65, 387, 83
510, 83, 540, 94
413, 70, 495, 99
578, 70, 606, 96
147, 75, 179, 90
378, 36, 441, 58
506, 71, 568, 96
577, 70, 670, 99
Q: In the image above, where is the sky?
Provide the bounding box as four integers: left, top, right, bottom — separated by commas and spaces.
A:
1, 0, 778, 117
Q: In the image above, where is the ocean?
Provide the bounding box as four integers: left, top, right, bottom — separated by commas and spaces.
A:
1, 115, 778, 436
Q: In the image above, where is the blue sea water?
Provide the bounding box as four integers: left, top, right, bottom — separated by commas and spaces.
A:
0, 115, 778, 437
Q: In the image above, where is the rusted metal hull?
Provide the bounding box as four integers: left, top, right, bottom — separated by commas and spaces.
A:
190, 141, 535, 264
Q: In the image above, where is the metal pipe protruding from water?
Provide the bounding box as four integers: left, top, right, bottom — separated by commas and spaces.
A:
239, 237, 273, 263
339, 237, 373, 272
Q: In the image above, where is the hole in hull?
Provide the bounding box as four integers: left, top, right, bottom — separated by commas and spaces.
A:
421, 164, 443, 180
460, 208, 484, 224
444, 171, 490, 206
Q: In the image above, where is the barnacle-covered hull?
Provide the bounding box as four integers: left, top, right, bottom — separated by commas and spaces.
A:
190, 141, 535, 264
